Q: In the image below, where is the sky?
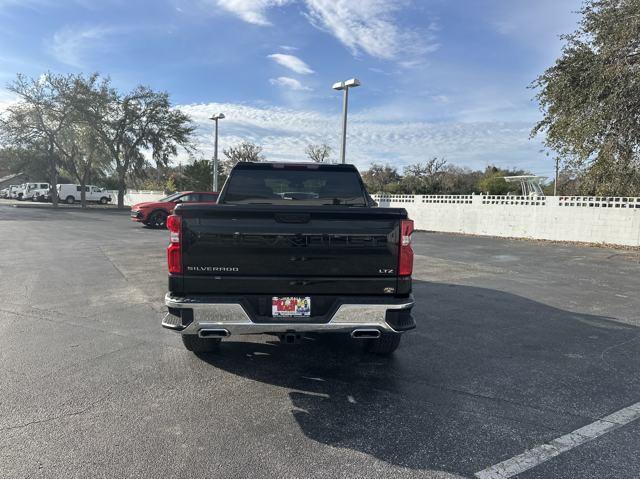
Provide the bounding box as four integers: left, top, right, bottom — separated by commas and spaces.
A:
0, 0, 583, 176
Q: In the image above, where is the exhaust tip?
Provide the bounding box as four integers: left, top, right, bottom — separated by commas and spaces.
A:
351, 329, 381, 339
198, 328, 230, 338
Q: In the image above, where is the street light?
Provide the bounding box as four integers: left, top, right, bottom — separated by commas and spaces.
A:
209, 113, 225, 191
332, 78, 360, 164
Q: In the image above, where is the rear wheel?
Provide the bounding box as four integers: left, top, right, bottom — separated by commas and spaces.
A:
181, 335, 221, 353
365, 333, 402, 355
99, 197, 108, 205
148, 210, 168, 229
65, 196, 75, 204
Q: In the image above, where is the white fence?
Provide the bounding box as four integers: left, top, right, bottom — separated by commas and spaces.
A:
374, 194, 640, 246
105, 190, 166, 206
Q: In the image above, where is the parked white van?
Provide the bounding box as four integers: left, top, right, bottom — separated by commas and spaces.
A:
56, 184, 112, 204
23, 182, 50, 201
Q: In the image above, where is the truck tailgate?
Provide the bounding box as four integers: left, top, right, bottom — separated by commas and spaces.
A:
172, 204, 408, 296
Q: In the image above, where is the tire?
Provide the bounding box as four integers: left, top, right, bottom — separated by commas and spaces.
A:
99, 197, 108, 205
365, 333, 402, 355
65, 196, 75, 204
181, 335, 221, 353
148, 210, 168, 229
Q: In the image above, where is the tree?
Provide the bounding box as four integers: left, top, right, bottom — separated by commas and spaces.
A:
544, 166, 583, 196
80, 82, 196, 208
401, 157, 448, 194
477, 166, 526, 195
305, 143, 332, 163
360, 163, 401, 193
49, 74, 113, 207
180, 159, 212, 191
221, 141, 264, 174
59, 127, 112, 207
439, 165, 482, 195
1, 73, 78, 207
165, 176, 177, 194
532, 0, 640, 196
0, 145, 51, 180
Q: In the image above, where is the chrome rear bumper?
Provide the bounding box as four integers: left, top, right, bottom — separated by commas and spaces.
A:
163, 293, 414, 336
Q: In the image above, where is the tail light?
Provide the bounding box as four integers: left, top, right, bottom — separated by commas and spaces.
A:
398, 219, 414, 276
167, 214, 182, 274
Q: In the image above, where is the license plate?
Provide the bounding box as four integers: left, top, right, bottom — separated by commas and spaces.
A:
272, 297, 311, 317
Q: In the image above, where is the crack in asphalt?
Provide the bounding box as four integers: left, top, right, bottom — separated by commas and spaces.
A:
98, 245, 129, 281
0, 390, 114, 433
0, 306, 167, 348
600, 334, 640, 367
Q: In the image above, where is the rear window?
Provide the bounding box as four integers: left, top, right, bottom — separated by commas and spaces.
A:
221, 168, 367, 206
201, 193, 219, 202
159, 192, 183, 202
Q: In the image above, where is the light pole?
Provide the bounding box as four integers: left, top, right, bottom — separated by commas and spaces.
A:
332, 78, 360, 164
209, 113, 225, 191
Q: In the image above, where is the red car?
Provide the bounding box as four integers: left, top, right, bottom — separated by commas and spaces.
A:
130, 191, 219, 228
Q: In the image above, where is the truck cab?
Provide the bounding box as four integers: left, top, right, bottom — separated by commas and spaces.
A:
23, 183, 50, 201
6, 185, 19, 199
12, 184, 26, 200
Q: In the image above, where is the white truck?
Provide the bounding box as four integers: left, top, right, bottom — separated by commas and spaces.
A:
23, 182, 50, 201
11, 184, 26, 200
6, 185, 19, 199
56, 184, 112, 204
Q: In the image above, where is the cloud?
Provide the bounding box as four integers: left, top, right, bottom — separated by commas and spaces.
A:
269, 76, 311, 91
304, 0, 437, 60
213, 0, 437, 61
178, 101, 543, 173
267, 53, 314, 74
215, 0, 292, 26
49, 26, 115, 68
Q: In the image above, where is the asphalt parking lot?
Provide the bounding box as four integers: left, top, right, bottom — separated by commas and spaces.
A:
1, 204, 638, 479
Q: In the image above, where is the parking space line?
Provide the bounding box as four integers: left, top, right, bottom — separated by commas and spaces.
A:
474, 401, 640, 479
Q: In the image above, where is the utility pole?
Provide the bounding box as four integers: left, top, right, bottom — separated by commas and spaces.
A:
209, 113, 225, 191
554, 157, 560, 196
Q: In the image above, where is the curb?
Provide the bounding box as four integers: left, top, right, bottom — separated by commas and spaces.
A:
1, 202, 130, 213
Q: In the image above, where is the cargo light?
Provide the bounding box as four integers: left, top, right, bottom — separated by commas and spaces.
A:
167, 214, 182, 274
398, 219, 414, 276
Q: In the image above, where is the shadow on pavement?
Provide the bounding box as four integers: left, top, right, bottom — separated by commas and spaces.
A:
195, 281, 640, 476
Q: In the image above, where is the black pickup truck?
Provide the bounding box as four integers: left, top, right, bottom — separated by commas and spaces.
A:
162, 162, 415, 355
